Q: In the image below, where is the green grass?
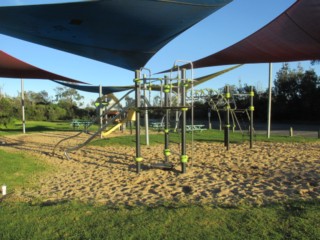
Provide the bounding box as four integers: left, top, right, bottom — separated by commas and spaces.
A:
1, 121, 318, 144
0, 149, 52, 194
91, 129, 320, 147
0, 120, 99, 135
1, 125, 319, 239
0, 201, 319, 239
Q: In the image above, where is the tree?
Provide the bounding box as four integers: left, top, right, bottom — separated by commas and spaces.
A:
299, 69, 320, 119
46, 104, 67, 121
54, 86, 84, 119
54, 87, 84, 106
125, 96, 135, 107
273, 63, 298, 119
26, 90, 51, 105
274, 63, 299, 102
0, 97, 16, 127
310, 60, 320, 65
273, 63, 320, 121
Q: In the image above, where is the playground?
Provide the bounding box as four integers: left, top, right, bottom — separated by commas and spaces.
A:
0, 0, 320, 238
1, 130, 319, 206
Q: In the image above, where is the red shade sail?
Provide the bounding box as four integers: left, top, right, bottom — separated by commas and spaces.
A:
0, 50, 87, 84
165, 0, 320, 71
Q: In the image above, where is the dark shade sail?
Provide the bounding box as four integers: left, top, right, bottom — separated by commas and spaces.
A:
53, 80, 133, 95
164, 0, 320, 71
0, 0, 232, 71
53, 64, 241, 94
0, 50, 87, 84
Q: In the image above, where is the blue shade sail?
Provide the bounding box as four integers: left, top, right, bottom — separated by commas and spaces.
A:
53, 80, 132, 95
0, 0, 232, 71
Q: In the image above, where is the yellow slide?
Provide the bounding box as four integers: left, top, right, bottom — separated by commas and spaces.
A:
101, 110, 136, 137
102, 122, 123, 137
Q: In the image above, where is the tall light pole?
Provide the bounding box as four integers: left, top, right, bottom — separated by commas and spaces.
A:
99, 85, 103, 138
21, 78, 26, 134
143, 75, 149, 146
267, 63, 272, 138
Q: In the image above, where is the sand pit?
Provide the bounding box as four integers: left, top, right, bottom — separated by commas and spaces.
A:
0, 131, 319, 206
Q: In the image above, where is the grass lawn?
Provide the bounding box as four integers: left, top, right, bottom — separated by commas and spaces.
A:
0, 149, 53, 194
0, 200, 319, 240
91, 128, 320, 147
0, 121, 319, 239
0, 120, 100, 135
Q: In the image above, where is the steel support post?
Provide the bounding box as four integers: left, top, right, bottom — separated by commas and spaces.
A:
21, 79, 26, 134
143, 77, 149, 146
249, 86, 254, 149
181, 69, 187, 173
135, 70, 142, 173
267, 63, 272, 138
164, 76, 170, 163
224, 85, 230, 150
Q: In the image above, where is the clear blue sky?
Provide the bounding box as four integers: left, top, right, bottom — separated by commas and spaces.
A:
1, 0, 318, 106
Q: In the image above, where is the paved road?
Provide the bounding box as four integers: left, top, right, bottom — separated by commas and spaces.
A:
253, 122, 320, 138
207, 121, 320, 138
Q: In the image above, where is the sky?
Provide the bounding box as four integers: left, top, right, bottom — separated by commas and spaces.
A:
0, 0, 319, 107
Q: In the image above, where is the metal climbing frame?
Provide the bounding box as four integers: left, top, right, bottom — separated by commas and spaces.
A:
52, 89, 135, 157
134, 67, 193, 174
205, 89, 237, 132
205, 86, 255, 149
223, 85, 255, 150
224, 85, 231, 150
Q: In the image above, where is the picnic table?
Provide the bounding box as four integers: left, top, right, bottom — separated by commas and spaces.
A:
186, 125, 207, 133
150, 122, 164, 131
71, 119, 93, 131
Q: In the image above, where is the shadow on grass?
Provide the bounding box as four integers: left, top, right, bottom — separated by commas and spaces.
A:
37, 199, 70, 207
0, 126, 77, 133
25, 197, 320, 212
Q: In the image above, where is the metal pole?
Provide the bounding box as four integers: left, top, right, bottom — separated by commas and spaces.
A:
289, 127, 293, 137
250, 86, 254, 149
164, 76, 170, 163
21, 79, 26, 134
208, 108, 212, 129
135, 70, 142, 173
143, 76, 149, 146
224, 85, 230, 150
181, 69, 187, 173
267, 63, 272, 138
217, 111, 222, 131
99, 85, 103, 138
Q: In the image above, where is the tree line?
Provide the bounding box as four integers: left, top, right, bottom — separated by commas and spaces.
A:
255, 63, 319, 122
0, 86, 95, 126
173, 63, 320, 123
0, 63, 319, 127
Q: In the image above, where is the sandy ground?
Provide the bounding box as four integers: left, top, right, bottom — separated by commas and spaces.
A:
0, 131, 319, 206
